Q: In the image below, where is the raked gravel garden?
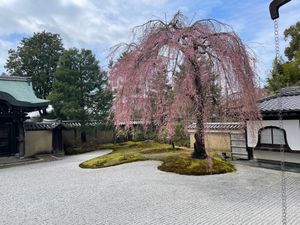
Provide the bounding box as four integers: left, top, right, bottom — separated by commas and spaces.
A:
1, 145, 300, 225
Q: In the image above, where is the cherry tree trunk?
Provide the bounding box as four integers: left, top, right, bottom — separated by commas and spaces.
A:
192, 68, 208, 159
192, 117, 208, 159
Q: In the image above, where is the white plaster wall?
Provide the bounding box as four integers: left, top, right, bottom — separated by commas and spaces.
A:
247, 120, 300, 151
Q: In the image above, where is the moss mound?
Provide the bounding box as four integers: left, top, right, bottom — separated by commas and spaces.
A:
80, 152, 145, 169
158, 155, 236, 175
79, 141, 236, 176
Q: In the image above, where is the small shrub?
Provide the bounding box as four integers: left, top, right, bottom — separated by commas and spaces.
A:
173, 122, 190, 147
134, 132, 145, 141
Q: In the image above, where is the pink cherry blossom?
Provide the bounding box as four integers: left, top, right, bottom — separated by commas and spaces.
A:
109, 12, 261, 158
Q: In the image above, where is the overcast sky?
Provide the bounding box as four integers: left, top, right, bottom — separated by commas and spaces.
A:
0, 0, 299, 85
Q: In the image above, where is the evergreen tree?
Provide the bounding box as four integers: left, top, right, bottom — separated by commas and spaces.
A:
267, 21, 300, 92
284, 21, 300, 61
49, 48, 112, 127
5, 31, 64, 99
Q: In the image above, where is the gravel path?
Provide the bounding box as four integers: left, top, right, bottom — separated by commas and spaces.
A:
0, 150, 300, 225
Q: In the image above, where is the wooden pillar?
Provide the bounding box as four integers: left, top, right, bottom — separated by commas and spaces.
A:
10, 122, 17, 155
18, 121, 25, 157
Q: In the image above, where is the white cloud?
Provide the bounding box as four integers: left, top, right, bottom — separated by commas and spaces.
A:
215, 0, 300, 85
251, 1, 300, 84
0, 39, 14, 73
0, 0, 299, 80
0, 0, 188, 71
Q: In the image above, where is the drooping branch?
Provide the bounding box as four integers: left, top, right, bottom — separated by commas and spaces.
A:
110, 12, 261, 157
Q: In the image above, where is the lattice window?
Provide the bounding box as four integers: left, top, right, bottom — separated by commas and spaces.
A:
260, 127, 286, 145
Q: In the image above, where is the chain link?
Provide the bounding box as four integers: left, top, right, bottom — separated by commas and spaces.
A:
274, 19, 287, 225
274, 20, 280, 63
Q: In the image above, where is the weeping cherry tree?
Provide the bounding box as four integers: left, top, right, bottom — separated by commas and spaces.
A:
110, 12, 261, 159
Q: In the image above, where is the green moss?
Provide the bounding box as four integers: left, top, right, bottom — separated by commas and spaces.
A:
140, 147, 179, 154
65, 143, 116, 155
97, 143, 117, 150
80, 152, 145, 168
158, 155, 236, 175
79, 140, 236, 176
65, 146, 100, 155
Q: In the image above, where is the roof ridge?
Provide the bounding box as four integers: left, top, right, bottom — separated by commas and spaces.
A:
0, 76, 32, 82
259, 86, 300, 103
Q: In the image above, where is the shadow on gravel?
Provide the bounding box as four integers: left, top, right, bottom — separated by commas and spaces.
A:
234, 159, 300, 173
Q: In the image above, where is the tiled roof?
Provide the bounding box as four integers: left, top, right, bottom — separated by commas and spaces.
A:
119, 120, 145, 126
188, 122, 243, 131
0, 76, 31, 82
0, 75, 49, 109
24, 120, 81, 131
61, 121, 81, 128
24, 122, 57, 131
258, 86, 300, 113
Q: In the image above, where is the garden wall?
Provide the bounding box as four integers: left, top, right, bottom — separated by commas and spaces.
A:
25, 130, 53, 157
63, 127, 114, 147
62, 129, 80, 148
189, 132, 231, 153
24, 125, 114, 157
205, 132, 231, 153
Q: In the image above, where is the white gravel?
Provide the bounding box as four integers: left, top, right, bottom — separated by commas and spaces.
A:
0, 150, 300, 225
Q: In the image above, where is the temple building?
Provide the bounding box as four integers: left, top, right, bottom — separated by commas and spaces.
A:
247, 86, 300, 164
0, 76, 49, 157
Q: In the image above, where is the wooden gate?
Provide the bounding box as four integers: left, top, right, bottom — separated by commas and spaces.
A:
0, 124, 10, 156
230, 132, 248, 159
53, 125, 63, 154
0, 123, 17, 156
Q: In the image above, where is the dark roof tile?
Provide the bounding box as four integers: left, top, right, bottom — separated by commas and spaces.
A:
259, 86, 300, 112
188, 122, 243, 131
24, 120, 81, 131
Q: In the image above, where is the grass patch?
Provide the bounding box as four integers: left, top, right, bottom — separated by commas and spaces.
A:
79, 141, 236, 176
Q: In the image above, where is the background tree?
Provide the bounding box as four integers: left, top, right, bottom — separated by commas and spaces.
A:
267, 21, 300, 92
110, 12, 260, 159
284, 21, 300, 61
267, 56, 300, 92
5, 31, 64, 99
49, 48, 113, 140
266, 58, 285, 93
